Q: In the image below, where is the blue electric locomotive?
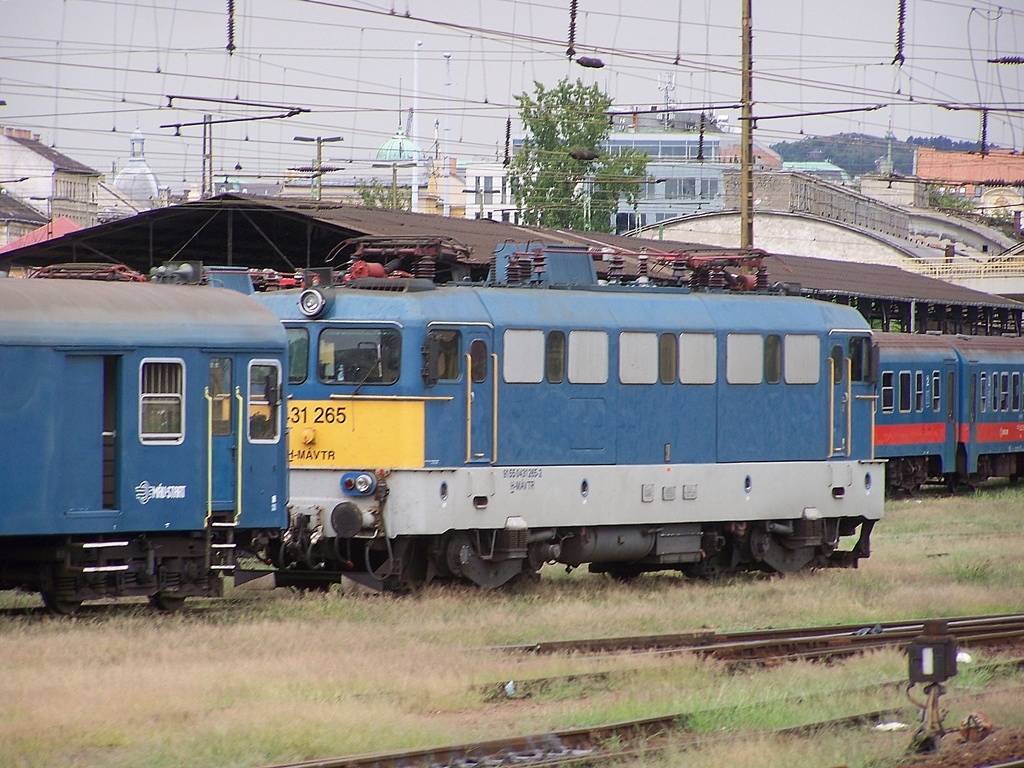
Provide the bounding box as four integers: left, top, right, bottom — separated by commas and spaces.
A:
0, 279, 288, 612
253, 255, 884, 590
875, 333, 1024, 492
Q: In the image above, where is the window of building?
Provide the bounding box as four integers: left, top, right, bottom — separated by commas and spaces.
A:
899, 371, 912, 413
248, 361, 281, 442
546, 330, 566, 383
140, 359, 184, 443
881, 371, 895, 413
286, 327, 309, 384
568, 330, 608, 384
679, 333, 716, 384
503, 329, 544, 383
209, 358, 232, 436
317, 327, 400, 385
784, 334, 820, 384
726, 333, 763, 384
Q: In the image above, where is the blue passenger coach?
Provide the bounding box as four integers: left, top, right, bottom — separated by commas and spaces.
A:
256, 269, 884, 590
0, 279, 288, 611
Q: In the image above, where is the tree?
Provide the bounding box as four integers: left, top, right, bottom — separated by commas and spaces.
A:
510, 78, 647, 232
355, 178, 410, 211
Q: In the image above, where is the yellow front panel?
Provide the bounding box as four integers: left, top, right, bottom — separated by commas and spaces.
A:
286, 399, 425, 468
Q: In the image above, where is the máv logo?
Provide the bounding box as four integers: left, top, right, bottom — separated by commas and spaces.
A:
134, 480, 187, 505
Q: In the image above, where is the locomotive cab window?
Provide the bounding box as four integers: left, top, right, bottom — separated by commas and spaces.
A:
830, 345, 844, 384
849, 337, 868, 381
140, 359, 185, 444
209, 358, 232, 436
286, 327, 309, 385
318, 327, 400, 385
470, 339, 488, 383
248, 361, 282, 443
429, 329, 462, 382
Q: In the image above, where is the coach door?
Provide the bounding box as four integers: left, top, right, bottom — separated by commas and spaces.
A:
207, 357, 239, 512
463, 327, 496, 464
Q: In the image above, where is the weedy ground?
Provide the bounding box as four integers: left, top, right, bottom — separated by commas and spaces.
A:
2, 484, 1024, 768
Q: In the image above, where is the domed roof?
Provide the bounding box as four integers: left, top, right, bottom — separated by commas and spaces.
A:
375, 126, 420, 162
113, 127, 160, 207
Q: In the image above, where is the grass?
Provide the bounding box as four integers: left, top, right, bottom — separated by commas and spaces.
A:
2, 483, 1024, 767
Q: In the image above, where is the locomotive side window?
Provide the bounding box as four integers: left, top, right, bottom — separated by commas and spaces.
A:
209, 358, 232, 436
915, 371, 925, 412
898, 371, 912, 413
1013, 372, 1021, 411
502, 329, 543, 383
980, 373, 988, 414
140, 359, 185, 444
546, 330, 566, 383
764, 334, 782, 384
783, 334, 820, 384
931, 370, 941, 412
568, 330, 608, 384
726, 333, 762, 384
318, 328, 401, 385
849, 337, 867, 381
286, 327, 309, 385
830, 345, 843, 384
248, 361, 281, 442
470, 339, 488, 383
658, 333, 677, 385
881, 371, 895, 413
679, 333, 716, 384
618, 331, 658, 384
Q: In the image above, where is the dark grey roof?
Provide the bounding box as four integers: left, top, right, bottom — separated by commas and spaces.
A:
0, 192, 48, 225
6, 134, 98, 176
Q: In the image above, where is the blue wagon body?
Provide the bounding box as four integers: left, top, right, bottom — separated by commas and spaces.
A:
256, 276, 884, 589
0, 280, 288, 610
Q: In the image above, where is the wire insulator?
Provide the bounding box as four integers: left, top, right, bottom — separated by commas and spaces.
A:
567, 0, 577, 58
698, 112, 706, 162
980, 109, 989, 156
226, 0, 236, 55
893, 0, 906, 66
504, 117, 511, 167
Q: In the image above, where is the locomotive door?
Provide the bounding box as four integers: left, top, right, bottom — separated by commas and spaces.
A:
829, 343, 849, 456
463, 327, 496, 464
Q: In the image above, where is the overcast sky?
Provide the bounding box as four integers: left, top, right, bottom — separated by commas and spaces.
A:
1, 0, 1022, 195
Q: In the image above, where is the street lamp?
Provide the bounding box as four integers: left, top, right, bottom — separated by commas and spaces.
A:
292, 135, 343, 201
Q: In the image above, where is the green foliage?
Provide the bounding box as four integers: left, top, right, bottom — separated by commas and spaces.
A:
510, 77, 647, 232
928, 185, 975, 213
355, 178, 410, 211
770, 132, 916, 176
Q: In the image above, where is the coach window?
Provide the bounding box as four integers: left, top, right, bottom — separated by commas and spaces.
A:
568, 330, 608, 384
898, 371, 912, 413
619, 331, 658, 384
140, 359, 185, 444
881, 371, 895, 413
658, 333, 677, 384
764, 334, 782, 384
1001, 372, 1010, 411
286, 327, 309, 385
784, 334, 820, 384
318, 328, 400, 385
726, 333, 763, 384
679, 333, 717, 384
248, 361, 281, 442
931, 371, 941, 412
980, 373, 988, 414
209, 358, 232, 436
470, 339, 488, 383
546, 330, 566, 383
1013, 372, 1021, 411
502, 329, 543, 383
970, 375, 977, 421
915, 371, 925, 412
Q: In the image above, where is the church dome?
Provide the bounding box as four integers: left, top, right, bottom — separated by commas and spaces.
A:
113, 127, 160, 207
375, 126, 420, 162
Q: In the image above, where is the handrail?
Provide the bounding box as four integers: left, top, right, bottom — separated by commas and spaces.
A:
235, 386, 243, 523
491, 352, 499, 465
465, 353, 472, 464
204, 387, 213, 528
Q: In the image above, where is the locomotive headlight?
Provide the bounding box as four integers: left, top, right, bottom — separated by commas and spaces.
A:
341, 471, 376, 496
298, 287, 330, 318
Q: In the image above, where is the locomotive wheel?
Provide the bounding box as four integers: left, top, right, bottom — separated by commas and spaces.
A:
149, 593, 186, 612
41, 592, 82, 615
